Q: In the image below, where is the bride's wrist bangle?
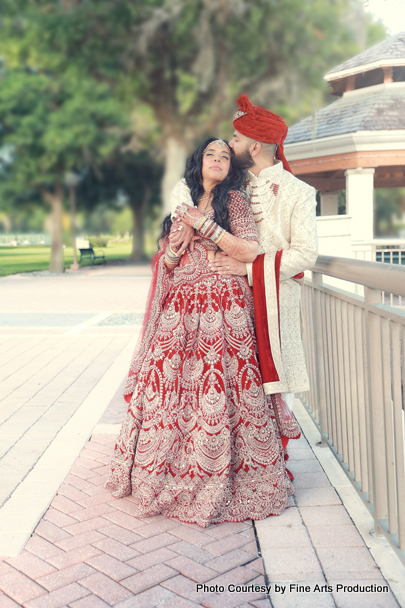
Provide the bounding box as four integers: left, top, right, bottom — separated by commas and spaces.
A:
205, 223, 217, 239
208, 226, 219, 242
165, 244, 181, 264
213, 228, 225, 244
199, 218, 214, 237
200, 219, 224, 244
210, 224, 222, 242
165, 254, 178, 265
193, 215, 208, 231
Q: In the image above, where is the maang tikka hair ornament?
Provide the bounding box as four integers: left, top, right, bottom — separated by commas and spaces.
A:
203, 139, 231, 154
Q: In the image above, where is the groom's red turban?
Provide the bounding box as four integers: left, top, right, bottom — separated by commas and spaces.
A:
233, 94, 292, 173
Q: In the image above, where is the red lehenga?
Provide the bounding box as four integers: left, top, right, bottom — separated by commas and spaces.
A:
106, 191, 300, 527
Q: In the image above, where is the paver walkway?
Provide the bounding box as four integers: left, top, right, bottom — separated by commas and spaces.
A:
0, 263, 403, 607
0, 432, 266, 608
0, 415, 398, 608
0, 264, 152, 315
0, 265, 150, 511
0, 334, 130, 508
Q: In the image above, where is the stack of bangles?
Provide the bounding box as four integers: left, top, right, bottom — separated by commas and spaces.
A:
165, 244, 181, 265
193, 215, 225, 244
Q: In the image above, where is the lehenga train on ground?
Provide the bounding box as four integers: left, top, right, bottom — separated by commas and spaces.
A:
106, 191, 300, 528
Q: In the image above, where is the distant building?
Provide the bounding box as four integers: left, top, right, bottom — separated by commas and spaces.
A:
285, 32, 405, 259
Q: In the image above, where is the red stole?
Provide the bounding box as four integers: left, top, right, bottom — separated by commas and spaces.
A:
251, 251, 301, 460
252, 251, 282, 385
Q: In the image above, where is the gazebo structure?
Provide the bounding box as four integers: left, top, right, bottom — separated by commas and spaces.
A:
285, 31, 405, 254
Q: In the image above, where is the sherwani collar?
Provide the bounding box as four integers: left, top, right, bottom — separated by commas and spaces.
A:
248, 159, 284, 185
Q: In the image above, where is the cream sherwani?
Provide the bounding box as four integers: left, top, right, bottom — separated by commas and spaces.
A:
244, 160, 317, 394
170, 159, 318, 394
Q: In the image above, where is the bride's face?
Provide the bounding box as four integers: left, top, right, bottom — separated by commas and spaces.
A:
201, 143, 231, 184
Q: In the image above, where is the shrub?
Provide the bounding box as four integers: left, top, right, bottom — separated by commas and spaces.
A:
108, 232, 132, 244
89, 235, 112, 248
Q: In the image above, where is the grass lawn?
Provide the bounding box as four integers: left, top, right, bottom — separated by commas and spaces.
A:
0, 242, 134, 276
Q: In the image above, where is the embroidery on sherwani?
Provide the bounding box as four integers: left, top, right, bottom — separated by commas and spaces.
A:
246, 159, 284, 223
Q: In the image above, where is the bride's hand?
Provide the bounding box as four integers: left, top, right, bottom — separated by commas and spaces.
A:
174, 204, 203, 228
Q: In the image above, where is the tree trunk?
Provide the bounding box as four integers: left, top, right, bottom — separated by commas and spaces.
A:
129, 201, 145, 261
42, 184, 65, 273
161, 136, 188, 216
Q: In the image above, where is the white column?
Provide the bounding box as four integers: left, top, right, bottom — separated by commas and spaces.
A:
320, 191, 339, 216
345, 168, 375, 242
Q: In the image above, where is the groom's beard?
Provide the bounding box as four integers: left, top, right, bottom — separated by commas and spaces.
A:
232, 148, 255, 170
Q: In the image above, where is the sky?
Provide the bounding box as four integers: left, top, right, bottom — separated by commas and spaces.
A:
364, 0, 405, 34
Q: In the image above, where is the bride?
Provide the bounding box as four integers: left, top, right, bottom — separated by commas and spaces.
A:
106, 137, 299, 527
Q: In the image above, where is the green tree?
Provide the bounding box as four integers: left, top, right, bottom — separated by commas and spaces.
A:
0, 0, 386, 212
0, 68, 127, 271
374, 188, 405, 237
77, 151, 162, 261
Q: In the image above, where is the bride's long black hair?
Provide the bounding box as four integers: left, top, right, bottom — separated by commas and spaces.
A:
184, 137, 246, 233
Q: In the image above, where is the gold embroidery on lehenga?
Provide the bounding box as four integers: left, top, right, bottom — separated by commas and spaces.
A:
106, 191, 299, 527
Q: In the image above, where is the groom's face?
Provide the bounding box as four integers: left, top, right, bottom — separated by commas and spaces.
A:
229, 130, 255, 170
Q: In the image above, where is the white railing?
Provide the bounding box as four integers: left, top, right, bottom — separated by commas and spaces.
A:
353, 240, 405, 307
301, 255, 405, 564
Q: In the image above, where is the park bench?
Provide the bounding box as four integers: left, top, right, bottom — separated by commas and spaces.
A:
78, 247, 106, 267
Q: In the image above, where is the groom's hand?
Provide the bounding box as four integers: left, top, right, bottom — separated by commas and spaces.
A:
209, 252, 247, 276
169, 220, 196, 255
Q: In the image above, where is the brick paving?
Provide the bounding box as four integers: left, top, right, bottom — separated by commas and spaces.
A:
0, 264, 150, 509
0, 413, 398, 607
0, 433, 266, 607
0, 334, 131, 508
0, 263, 402, 607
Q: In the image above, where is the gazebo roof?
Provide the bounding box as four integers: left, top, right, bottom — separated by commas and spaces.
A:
285, 85, 405, 145
326, 31, 405, 80
284, 32, 405, 186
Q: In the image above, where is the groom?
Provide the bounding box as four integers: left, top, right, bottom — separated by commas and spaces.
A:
171, 94, 318, 403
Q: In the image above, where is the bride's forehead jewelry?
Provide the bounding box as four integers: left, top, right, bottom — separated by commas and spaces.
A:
203, 140, 230, 153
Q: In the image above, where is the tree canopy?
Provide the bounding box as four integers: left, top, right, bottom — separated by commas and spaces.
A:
0, 67, 128, 270
0, 0, 386, 211
0, 0, 388, 268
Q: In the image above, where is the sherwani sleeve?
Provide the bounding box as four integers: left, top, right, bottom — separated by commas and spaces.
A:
279, 189, 318, 282
170, 179, 194, 220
